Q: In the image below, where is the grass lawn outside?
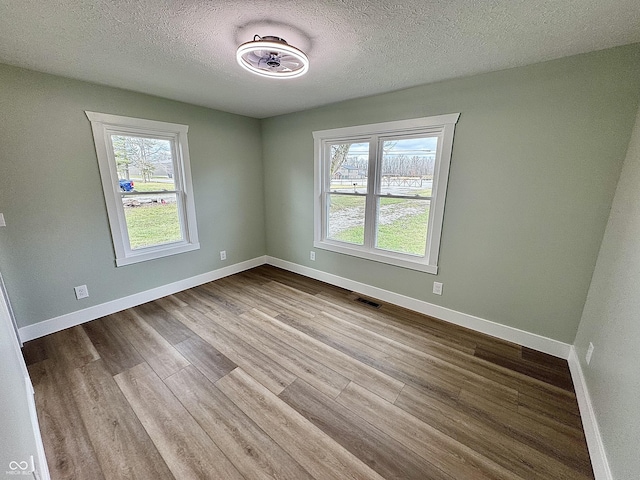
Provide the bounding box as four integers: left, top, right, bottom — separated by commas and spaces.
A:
375, 201, 429, 255
124, 202, 182, 249
128, 181, 175, 192
327, 194, 364, 211
329, 195, 430, 256
332, 225, 365, 245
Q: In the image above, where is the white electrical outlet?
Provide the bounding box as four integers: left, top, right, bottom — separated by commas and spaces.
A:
220, 250, 227, 261
586, 342, 595, 365
433, 282, 443, 295
310, 251, 316, 261
0, 213, 5, 227
74, 285, 89, 300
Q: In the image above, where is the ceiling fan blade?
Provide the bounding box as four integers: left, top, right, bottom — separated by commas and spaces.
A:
279, 60, 301, 70
280, 54, 300, 62
245, 51, 263, 66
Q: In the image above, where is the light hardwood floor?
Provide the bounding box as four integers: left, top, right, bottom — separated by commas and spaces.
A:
22, 265, 594, 479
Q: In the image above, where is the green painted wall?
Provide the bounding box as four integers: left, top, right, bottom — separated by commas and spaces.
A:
262, 44, 640, 343
574, 106, 640, 479
0, 64, 265, 328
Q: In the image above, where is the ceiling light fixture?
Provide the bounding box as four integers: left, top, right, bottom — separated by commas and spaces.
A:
236, 35, 309, 79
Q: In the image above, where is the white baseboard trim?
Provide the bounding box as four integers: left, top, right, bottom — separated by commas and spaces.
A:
567, 347, 611, 480
19, 254, 571, 360
266, 256, 571, 359
18, 256, 267, 342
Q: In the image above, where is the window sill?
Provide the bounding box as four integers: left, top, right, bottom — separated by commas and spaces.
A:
313, 240, 438, 274
115, 242, 200, 267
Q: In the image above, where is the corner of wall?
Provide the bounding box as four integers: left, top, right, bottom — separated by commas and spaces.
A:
567, 347, 612, 480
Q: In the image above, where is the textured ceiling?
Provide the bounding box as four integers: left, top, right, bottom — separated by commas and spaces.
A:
0, 0, 639, 118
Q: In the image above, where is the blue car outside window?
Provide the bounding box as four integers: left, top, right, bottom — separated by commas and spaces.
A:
119, 179, 134, 191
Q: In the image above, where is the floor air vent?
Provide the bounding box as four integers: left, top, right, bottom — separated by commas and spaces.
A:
355, 297, 381, 309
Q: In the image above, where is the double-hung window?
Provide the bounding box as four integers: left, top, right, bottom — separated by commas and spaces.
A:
86, 112, 200, 266
313, 113, 459, 274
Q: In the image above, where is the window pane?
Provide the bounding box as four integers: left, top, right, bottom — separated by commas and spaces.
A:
329, 142, 369, 194
327, 194, 365, 245
375, 197, 430, 256
123, 193, 183, 249
379, 137, 438, 197
111, 135, 176, 191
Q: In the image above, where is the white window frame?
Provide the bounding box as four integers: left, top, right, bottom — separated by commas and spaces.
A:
313, 113, 459, 274
86, 111, 200, 266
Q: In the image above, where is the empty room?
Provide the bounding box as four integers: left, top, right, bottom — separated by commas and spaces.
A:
1, 1, 639, 479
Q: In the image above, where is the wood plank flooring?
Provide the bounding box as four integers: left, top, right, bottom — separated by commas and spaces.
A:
23, 265, 594, 479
